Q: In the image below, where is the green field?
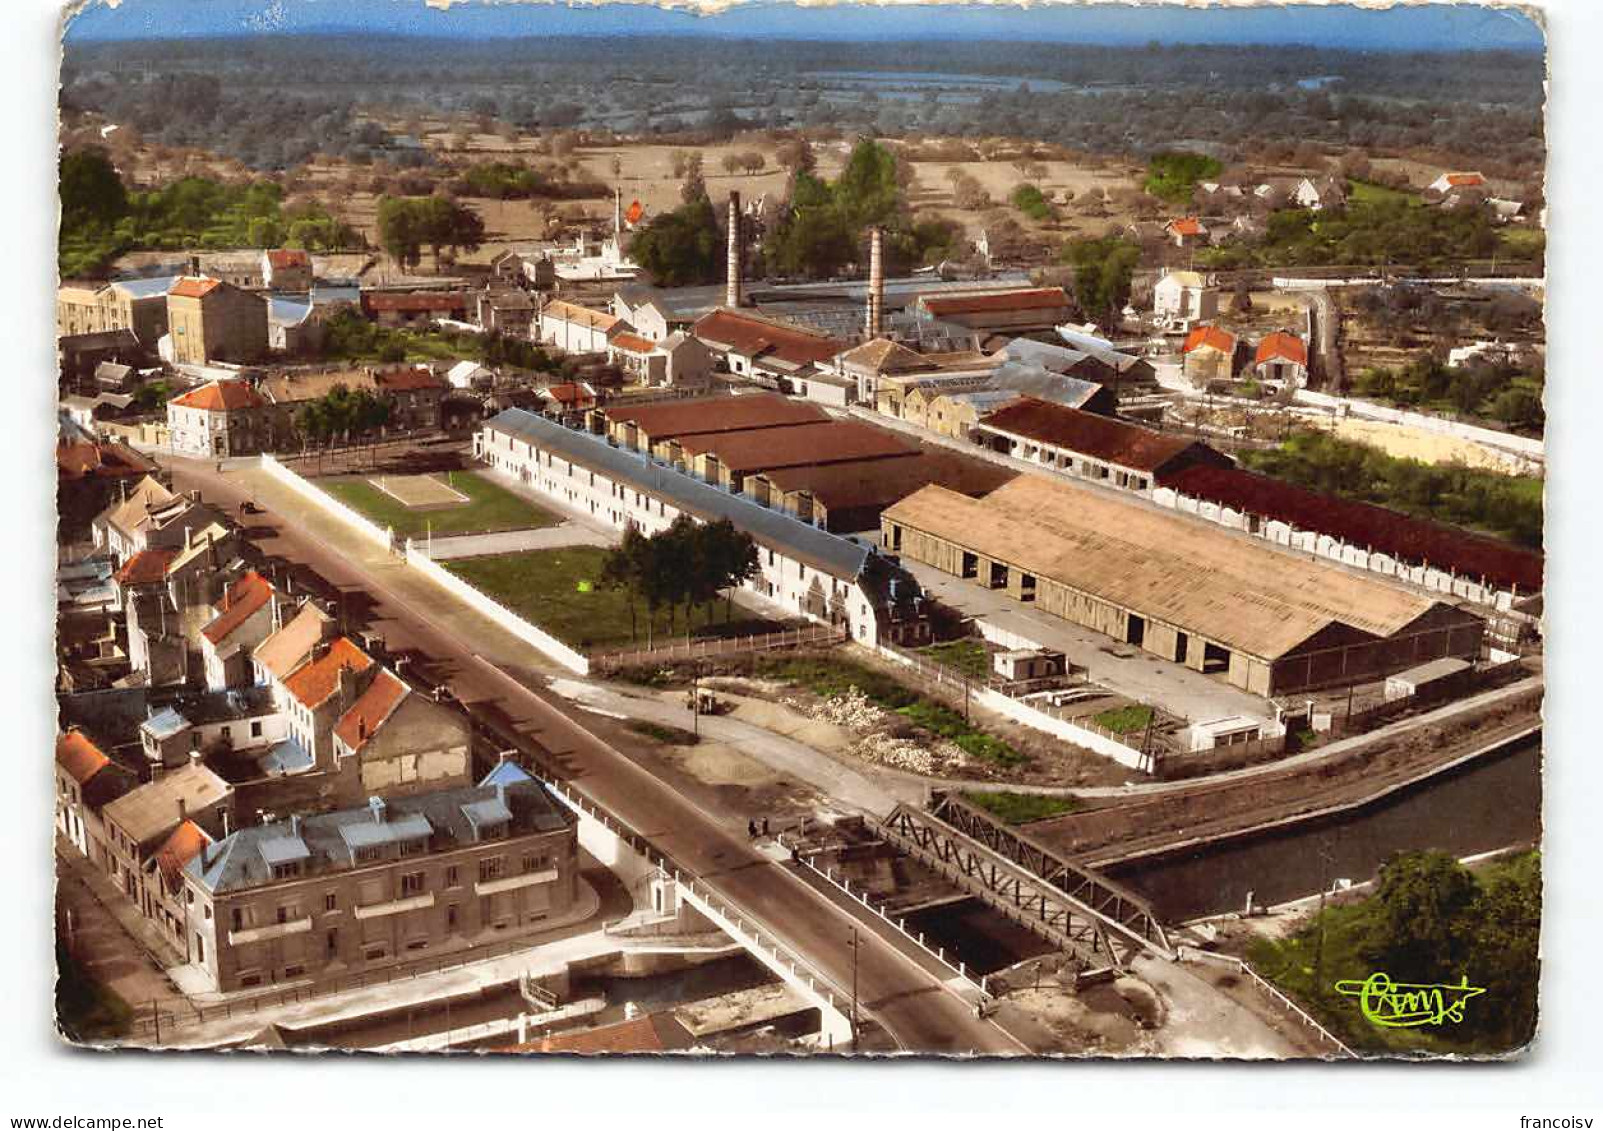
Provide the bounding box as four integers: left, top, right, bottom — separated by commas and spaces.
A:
1346, 179, 1420, 208
445, 546, 773, 653
319, 471, 558, 539
918, 638, 991, 680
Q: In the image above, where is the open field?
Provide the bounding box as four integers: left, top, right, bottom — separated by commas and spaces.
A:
318, 470, 558, 538
443, 546, 778, 653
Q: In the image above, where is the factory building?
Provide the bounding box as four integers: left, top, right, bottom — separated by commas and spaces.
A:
882, 475, 1484, 697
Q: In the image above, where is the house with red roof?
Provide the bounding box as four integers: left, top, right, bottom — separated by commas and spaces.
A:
1181, 324, 1239, 385
200, 571, 282, 691
330, 667, 473, 806
1164, 216, 1211, 248
164, 276, 269, 366
1253, 331, 1310, 388
692, 308, 848, 389
55, 729, 135, 859
167, 379, 276, 457
261, 248, 314, 291
1428, 171, 1487, 195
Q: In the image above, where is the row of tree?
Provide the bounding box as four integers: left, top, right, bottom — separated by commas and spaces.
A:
599, 518, 759, 647
293, 384, 393, 450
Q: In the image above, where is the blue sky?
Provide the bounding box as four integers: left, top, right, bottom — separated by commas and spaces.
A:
65, 0, 1545, 51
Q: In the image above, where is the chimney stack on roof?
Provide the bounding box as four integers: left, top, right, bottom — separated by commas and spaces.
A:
290, 813, 301, 839
188, 254, 202, 277
188, 749, 203, 769
726, 192, 742, 310
178, 797, 187, 823
867, 226, 885, 339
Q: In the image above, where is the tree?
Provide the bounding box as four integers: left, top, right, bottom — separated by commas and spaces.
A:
774, 136, 816, 175
1061, 235, 1141, 321
1464, 852, 1541, 1047
721, 153, 743, 176
1363, 851, 1479, 983
600, 524, 651, 644
630, 195, 723, 286
60, 148, 128, 231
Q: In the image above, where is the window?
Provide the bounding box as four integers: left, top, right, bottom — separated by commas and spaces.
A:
405, 938, 429, 952
325, 928, 338, 957
398, 838, 426, 857
478, 857, 504, 883
445, 866, 460, 888
251, 720, 263, 738
446, 903, 459, 929
324, 892, 338, 912
230, 908, 244, 932
271, 862, 300, 881
276, 904, 299, 925
194, 935, 204, 963
522, 851, 550, 874
363, 944, 387, 962
203, 904, 212, 921
400, 872, 426, 897
355, 846, 383, 864
283, 964, 305, 978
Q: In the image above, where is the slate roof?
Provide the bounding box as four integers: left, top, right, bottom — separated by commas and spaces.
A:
1162, 464, 1544, 593
185, 777, 571, 895
109, 276, 178, 300
976, 398, 1222, 473
485, 408, 872, 580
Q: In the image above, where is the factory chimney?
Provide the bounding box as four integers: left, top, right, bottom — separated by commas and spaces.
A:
726, 191, 742, 309
867, 227, 885, 338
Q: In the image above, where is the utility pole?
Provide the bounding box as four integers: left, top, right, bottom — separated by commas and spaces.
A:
848, 926, 861, 1053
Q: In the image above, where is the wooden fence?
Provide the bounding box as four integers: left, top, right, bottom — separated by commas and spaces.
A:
590, 622, 847, 672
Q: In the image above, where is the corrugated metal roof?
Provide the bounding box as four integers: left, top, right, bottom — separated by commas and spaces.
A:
485, 408, 872, 580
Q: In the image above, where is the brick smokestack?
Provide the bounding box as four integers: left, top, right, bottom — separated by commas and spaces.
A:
726, 191, 742, 309
867, 227, 885, 338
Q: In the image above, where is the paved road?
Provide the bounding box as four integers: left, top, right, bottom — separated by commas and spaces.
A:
171, 456, 1024, 1055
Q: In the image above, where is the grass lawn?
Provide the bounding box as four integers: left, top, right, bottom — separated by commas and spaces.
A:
963, 790, 1081, 825
320, 470, 558, 539
1347, 179, 1420, 208
919, 638, 991, 680
1094, 704, 1153, 735
1498, 227, 1545, 258
445, 547, 771, 653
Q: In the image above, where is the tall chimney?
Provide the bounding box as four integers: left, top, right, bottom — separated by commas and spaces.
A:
726, 192, 742, 309
188, 254, 202, 277
867, 227, 885, 338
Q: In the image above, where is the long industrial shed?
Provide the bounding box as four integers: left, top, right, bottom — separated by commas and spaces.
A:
881, 475, 1484, 698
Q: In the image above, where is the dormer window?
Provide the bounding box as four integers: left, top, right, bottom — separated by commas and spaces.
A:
271, 861, 301, 881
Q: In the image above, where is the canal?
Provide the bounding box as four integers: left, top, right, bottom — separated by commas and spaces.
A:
1108, 733, 1541, 922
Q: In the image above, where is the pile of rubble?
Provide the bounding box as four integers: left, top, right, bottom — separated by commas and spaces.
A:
803, 687, 975, 776
807, 686, 886, 730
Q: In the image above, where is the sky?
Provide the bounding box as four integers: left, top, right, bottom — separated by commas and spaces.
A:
64, 0, 1546, 51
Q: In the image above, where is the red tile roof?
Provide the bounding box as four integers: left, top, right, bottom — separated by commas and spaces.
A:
606, 393, 827, 442
1445, 172, 1485, 188
169, 277, 222, 300
266, 249, 311, 270
155, 819, 210, 891
56, 440, 155, 481
609, 332, 656, 355
978, 397, 1223, 473
203, 571, 275, 645
1162, 464, 1544, 593
282, 637, 373, 709
375, 368, 448, 393
1182, 325, 1237, 355
678, 420, 920, 474
171, 380, 266, 412
543, 382, 595, 407
919, 288, 1071, 317
115, 548, 179, 587
334, 669, 409, 752
1255, 332, 1308, 368
1167, 217, 1205, 236
691, 309, 845, 367
361, 291, 468, 313
56, 730, 110, 785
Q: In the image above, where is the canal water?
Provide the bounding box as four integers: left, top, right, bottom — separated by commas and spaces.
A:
905, 898, 1056, 976
1107, 735, 1542, 922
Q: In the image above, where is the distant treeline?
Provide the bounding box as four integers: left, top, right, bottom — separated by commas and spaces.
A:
61, 35, 1544, 175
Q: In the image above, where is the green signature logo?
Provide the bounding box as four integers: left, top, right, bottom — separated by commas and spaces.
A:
1333, 972, 1487, 1028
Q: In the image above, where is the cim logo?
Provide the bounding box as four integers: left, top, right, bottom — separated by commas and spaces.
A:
1334, 972, 1487, 1028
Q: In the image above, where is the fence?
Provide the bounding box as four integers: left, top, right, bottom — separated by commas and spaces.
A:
590, 623, 847, 673
258, 453, 394, 553
403, 542, 591, 676
1176, 946, 1358, 1059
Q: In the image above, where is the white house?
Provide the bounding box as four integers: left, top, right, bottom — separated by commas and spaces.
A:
1152, 270, 1220, 325
447, 360, 494, 390
537, 300, 630, 355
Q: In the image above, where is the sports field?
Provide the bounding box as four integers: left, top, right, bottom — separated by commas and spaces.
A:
318, 470, 558, 539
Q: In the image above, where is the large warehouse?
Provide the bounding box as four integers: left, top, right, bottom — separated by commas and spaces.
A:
882, 475, 1484, 697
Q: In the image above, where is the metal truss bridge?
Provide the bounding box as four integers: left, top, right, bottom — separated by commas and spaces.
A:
876, 792, 1174, 969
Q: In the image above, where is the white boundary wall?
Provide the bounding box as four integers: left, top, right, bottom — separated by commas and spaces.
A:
258, 453, 394, 552
1291, 387, 1544, 464
404, 543, 592, 676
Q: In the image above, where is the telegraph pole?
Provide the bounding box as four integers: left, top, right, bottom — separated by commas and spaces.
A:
848, 926, 861, 1052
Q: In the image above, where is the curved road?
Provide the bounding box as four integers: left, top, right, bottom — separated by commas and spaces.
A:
171, 455, 1026, 1056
